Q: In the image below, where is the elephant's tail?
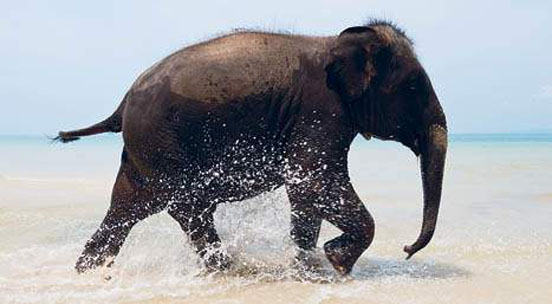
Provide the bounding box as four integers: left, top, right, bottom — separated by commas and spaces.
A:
54, 96, 127, 143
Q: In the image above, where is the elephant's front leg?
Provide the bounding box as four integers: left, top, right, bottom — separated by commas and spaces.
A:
289, 200, 323, 270
319, 181, 375, 275
287, 177, 374, 275
285, 151, 375, 275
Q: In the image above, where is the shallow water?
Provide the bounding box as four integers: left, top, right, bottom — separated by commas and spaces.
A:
1, 134, 551, 303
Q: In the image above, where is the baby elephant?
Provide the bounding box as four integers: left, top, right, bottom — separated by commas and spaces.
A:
57, 20, 447, 275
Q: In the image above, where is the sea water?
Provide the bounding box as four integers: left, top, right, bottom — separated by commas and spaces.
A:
0, 134, 551, 303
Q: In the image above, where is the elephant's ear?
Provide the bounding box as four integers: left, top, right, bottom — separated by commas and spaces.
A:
325, 27, 375, 100
325, 26, 390, 101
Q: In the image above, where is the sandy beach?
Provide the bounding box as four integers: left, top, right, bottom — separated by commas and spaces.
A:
1, 134, 551, 303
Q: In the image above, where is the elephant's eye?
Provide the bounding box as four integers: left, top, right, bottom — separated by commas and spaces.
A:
403, 79, 418, 96
403, 74, 428, 99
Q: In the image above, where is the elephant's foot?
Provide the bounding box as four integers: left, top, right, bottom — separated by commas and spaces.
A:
75, 250, 114, 273
74, 220, 134, 274
292, 249, 323, 273
323, 234, 366, 276
201, 248, 232, 273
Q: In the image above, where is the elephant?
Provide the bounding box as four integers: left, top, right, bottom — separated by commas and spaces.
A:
56, 20, 447, 275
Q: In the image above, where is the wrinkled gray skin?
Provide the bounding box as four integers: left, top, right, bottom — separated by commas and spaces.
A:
57, 21, 447, 275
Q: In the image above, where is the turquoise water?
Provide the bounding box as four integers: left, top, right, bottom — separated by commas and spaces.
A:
0, 133, 551, 303
2, 132, 551, 143
451, 133, 552, 142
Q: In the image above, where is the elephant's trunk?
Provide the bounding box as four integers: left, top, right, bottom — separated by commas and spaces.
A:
404, 123, 447, 259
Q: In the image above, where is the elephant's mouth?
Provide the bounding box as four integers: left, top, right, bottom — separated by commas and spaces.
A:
363, 131, 421, 156
407, 137, 421, 156
395, 129, 422, 156
361, 132, 373, 140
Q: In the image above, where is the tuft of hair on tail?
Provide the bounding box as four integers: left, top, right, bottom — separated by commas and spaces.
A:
52, 132, 81, 143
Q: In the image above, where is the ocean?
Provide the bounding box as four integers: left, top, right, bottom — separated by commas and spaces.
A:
1, 134, 551, 303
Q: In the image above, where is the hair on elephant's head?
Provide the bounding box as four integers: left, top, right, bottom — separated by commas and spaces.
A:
326, 20, 448, 259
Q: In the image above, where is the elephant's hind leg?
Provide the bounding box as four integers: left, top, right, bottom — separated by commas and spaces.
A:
76, 157, 162, 273
168, 200, 231, 272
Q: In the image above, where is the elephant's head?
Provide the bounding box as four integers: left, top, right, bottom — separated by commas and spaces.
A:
326, 21, 448, 259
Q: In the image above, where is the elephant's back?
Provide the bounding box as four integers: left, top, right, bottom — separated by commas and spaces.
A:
130, 32, 332, 104
120, 32, 333, 170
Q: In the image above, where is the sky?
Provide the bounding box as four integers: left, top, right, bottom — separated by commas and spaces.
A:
1, 0, 551, 135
